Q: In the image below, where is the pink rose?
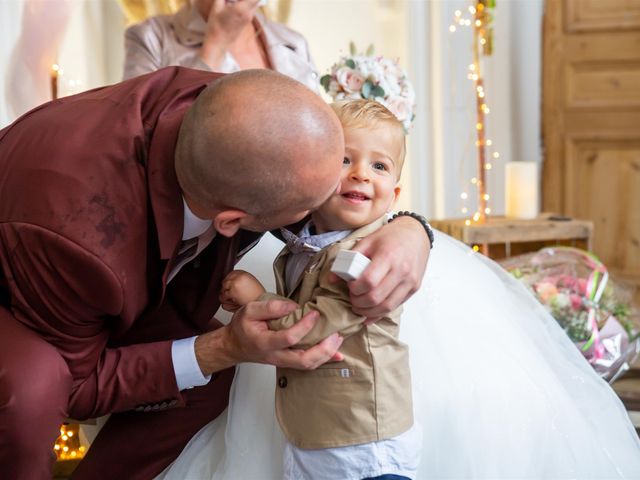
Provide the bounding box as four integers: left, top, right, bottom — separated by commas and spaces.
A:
570, 294, 582, 310
577, 278, 588, 295
559, 275, 575, 289
336, 67, 365, 94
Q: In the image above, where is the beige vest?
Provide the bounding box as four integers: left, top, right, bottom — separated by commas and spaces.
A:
261, 217, 413, 449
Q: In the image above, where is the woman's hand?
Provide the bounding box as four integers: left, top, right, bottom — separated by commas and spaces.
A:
220, 269, 266, 311
199, 0, 261, 69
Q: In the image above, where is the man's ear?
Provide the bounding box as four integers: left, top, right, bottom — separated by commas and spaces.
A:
213, 210, 249, 237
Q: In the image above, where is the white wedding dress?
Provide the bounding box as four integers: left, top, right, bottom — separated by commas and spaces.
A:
157, 231, 640, 480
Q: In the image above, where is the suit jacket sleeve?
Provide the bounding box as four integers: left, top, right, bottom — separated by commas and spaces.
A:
261, 255, 365, 350
0, 223, 181, 418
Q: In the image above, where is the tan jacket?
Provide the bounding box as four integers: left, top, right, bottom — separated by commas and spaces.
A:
262, 217, 413, 449
123, 5, 319, 91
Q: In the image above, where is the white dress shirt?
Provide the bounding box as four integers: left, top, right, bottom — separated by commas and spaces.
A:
171, 198, 215, 391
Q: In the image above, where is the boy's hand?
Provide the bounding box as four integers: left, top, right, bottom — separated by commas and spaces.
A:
220, 269, 266, 311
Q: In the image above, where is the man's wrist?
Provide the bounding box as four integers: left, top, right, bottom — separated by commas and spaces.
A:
390, 211, 434, 249
194, 326, 239, 376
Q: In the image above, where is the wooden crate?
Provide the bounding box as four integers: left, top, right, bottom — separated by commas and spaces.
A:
430, 214, 594, 260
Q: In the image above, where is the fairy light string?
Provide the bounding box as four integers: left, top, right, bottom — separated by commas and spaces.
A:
450, 0, 498, 231
53, 423, 86, 461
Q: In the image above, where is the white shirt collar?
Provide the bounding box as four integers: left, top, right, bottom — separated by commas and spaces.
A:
182, 197, 213, 241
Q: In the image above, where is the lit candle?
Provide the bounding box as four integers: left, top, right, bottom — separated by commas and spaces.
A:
51, 64, 60, 100
505, 161, 540, 219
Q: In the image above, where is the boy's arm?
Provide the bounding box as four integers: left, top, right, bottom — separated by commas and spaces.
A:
262, 269, 365, 350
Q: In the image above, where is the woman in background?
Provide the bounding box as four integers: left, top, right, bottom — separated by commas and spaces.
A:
123, 0, 318, 90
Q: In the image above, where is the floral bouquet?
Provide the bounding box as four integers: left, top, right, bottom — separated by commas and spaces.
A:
320, 43, 416, 132
501, 247, 640, 383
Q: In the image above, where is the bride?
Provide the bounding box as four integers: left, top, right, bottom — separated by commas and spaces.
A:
158, 231, 640, 479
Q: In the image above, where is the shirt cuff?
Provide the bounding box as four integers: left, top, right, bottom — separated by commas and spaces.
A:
172, 336, 212, 391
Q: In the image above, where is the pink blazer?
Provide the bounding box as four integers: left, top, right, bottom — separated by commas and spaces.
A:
123, 6, 319, 91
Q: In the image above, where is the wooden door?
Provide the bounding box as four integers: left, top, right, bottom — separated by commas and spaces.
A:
542, 0, 640, 299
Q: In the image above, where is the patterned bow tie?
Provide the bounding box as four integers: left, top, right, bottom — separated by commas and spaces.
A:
280, 228, 322, 255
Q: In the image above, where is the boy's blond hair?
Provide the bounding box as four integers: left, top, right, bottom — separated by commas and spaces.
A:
330, 99, 406, 175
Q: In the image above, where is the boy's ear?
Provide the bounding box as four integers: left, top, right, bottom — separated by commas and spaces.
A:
388, 183, 402, 210
213, 209, 249, 237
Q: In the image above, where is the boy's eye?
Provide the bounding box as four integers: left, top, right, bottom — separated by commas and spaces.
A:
343, 157, 351, 165
373, 162, 387, 171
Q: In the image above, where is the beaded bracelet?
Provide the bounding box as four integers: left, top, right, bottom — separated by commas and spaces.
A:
390, 211, 435, 249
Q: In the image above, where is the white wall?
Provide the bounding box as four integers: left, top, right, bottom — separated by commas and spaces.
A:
0, 0, 27, 126
0, 0, 125, 128
1, 0, 543, 220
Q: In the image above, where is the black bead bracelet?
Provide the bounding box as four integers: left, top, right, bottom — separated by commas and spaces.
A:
390, 211, 435, 249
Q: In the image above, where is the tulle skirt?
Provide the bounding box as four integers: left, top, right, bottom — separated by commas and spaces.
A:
157, 231, 640, 479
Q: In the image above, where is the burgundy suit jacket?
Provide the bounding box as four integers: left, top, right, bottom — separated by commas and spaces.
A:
0, 67, 259, 419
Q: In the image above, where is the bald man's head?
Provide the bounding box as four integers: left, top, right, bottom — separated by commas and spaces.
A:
175, 69, 343, 233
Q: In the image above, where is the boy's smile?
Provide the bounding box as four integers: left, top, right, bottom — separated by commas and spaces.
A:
313, 125, 402, 233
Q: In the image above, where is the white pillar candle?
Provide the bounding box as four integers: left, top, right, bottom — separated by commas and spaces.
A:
505, 161, 540, 219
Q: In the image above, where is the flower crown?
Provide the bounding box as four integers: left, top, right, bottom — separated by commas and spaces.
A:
320, 44, 416, 132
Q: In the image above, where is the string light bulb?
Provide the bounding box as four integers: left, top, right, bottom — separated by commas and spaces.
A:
53, 424, 85, 462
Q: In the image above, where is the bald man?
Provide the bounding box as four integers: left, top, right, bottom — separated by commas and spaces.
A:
0, 67, 429, 479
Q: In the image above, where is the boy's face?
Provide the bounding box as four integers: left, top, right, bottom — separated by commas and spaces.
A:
312, 125, 402, 233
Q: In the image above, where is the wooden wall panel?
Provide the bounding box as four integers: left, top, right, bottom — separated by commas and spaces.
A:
543, 0, 640, 297
565, 0, 640, 32
566, 62, 640, 108
565, 140, 640, 282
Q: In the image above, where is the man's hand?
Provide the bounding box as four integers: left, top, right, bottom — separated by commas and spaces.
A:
219, 269, 266, 311
195, 299, 344, 375
346, 216, 430, 318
